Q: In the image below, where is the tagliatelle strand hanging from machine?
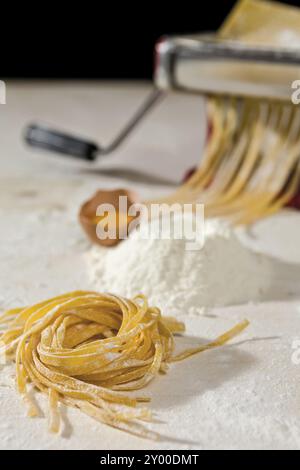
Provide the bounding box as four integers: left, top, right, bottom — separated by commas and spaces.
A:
146, 98, 298, 225
0, 291, 248, 438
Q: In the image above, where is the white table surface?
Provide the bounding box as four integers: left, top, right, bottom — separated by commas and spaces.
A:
0, 81, 300, 450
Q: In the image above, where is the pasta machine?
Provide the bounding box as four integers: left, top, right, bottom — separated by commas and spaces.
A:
24, 33, 300, 161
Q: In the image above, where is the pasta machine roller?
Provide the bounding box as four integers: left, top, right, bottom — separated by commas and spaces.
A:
24, 34, 300, 161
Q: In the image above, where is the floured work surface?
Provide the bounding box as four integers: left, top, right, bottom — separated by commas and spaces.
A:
0, 82, 300, 450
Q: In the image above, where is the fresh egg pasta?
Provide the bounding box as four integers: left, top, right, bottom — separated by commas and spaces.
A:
0, 291, 248, 438
156, 0, 300, 225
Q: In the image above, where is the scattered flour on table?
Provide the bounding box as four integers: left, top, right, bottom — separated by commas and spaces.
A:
87, 218, 272, 314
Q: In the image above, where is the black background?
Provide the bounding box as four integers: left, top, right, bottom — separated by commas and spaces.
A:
2, 0, 300, 79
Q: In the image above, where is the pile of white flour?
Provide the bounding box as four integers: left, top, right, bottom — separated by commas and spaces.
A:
87, 218, 272, 314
